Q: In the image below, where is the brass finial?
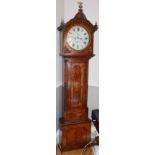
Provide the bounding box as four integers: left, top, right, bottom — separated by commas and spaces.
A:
74, 1, 86, 19
78, 1, 83, 11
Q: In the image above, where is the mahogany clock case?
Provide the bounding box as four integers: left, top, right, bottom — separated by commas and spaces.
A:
57, 3, 98, 152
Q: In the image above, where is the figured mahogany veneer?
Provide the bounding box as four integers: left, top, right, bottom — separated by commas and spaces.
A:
63, 58, 89, 122
57, 3, 98, 152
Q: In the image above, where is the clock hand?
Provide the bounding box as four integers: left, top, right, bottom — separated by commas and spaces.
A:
79, 37, 84, 41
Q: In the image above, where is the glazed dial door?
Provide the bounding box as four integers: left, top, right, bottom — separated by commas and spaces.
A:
66, 26, 90, 51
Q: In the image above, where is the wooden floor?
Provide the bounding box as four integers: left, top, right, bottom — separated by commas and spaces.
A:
56, 145, 93, 155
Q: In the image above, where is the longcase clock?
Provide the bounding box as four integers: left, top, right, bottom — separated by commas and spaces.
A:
57, 2, 98, 152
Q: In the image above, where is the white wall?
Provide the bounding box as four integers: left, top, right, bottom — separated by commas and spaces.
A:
56, 0, 64, 87
64, 0, 99, 87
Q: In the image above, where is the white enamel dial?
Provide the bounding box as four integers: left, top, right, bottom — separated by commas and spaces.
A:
66, 26, 90, 51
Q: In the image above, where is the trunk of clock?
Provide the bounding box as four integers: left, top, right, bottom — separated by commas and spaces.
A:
60, 56, 92, 151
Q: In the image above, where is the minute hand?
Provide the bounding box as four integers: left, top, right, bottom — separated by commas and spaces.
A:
79, 37, 84, 41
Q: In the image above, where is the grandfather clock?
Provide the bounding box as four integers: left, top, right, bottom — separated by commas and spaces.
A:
57, 2, 98, 152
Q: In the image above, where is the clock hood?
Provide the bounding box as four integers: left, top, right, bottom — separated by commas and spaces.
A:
57, 2, 98, 57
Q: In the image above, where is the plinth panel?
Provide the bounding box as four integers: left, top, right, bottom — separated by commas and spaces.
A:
60, 120, 91, 152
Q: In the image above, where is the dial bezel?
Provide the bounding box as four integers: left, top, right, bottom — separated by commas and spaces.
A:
66, 26, 90, 51
64, 22, 93, 53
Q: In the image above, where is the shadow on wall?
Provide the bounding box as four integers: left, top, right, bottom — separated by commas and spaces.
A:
56, 86, 63, 130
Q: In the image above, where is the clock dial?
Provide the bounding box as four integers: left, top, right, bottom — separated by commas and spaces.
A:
66, 26, 90, 51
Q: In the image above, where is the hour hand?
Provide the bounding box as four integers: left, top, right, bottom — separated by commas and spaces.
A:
79, 38, 84, 41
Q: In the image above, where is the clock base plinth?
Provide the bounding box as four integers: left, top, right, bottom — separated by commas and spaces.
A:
59, 118, 91, 152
